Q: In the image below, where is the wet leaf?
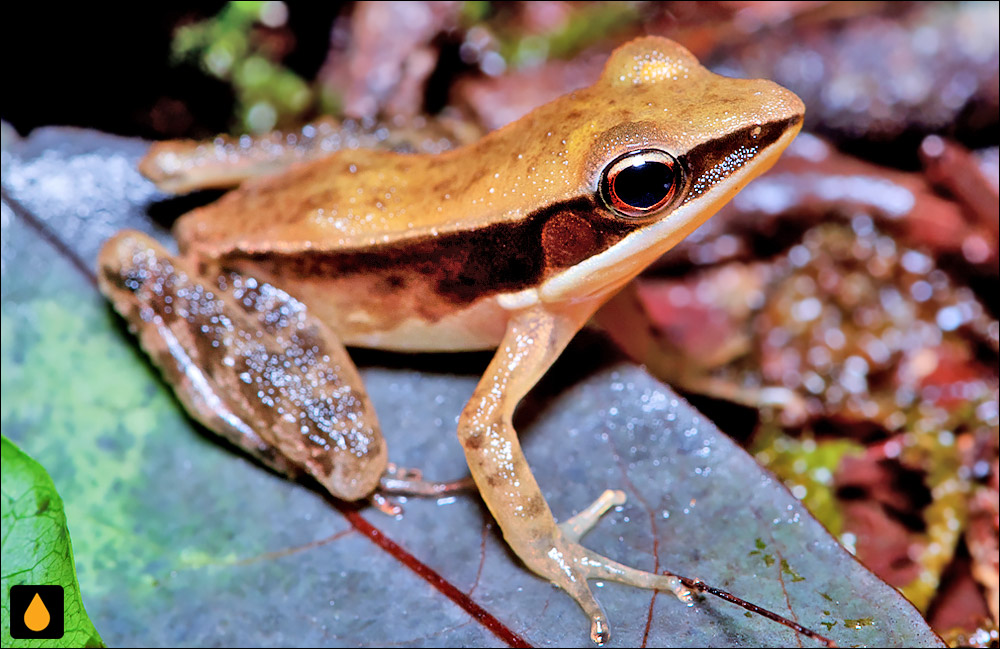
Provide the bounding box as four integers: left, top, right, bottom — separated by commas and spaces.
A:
0, 126, 945, 647
1, 436, 105, 648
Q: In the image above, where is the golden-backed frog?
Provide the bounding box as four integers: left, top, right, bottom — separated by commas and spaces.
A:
98, 36, 804, 644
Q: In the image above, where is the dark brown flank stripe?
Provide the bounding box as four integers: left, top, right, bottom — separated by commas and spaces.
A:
223, 117, 799, 316
224, 196, 640, 307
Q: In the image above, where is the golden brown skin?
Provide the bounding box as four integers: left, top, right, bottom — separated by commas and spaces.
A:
140, 114, 482, 194
98, 36, 804, 644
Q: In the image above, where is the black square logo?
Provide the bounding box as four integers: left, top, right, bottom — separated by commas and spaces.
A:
9, 585, 64, 639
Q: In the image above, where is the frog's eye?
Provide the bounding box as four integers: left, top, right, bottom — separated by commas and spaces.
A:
600, 149, 681, 218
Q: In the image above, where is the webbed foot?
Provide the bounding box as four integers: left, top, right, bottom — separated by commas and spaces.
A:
519, 525, 693, 645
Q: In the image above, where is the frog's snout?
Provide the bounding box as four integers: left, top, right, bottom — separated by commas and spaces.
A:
755, 78, 806, 129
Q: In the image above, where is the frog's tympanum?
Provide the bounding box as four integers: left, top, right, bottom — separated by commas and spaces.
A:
99, 37, 804, 644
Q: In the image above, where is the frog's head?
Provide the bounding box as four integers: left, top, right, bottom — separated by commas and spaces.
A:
535, 36, 804, 303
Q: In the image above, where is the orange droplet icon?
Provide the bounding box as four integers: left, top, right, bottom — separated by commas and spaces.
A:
24, 592, 51, 632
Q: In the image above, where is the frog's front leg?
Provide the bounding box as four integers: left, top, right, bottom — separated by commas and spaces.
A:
459, 306, 692, 645
98, 231, 387, 501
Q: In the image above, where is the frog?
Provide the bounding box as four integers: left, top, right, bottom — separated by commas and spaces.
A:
97, 36, 804, 645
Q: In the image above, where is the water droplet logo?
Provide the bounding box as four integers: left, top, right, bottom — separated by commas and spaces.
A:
24, 592, 51, 631
9, 585, 64, 639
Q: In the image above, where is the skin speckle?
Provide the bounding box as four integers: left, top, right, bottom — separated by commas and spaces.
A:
523, 495, 547, 518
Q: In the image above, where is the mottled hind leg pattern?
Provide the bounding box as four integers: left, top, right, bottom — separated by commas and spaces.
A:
98, 231, 387, 501
458, 306, 692, 645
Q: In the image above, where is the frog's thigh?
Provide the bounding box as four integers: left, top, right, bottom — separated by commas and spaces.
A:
457, 306, 691, 645
98, 231, 387, 501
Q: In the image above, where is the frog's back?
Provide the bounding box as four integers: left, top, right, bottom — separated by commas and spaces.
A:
172, 109, 586, 352
171, 69, 607, 352
174, 35, 802, 353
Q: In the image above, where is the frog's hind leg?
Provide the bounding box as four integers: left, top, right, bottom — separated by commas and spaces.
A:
458, 305, 694, 645
98, 231, 388, 502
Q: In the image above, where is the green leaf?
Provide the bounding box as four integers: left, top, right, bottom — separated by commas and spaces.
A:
752, 426, 864, 536
1, 436, 104, 648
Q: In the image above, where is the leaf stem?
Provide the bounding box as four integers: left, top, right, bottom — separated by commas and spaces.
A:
676, 575, 837, 647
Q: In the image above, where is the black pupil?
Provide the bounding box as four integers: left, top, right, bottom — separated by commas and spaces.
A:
613, 160, 673, 209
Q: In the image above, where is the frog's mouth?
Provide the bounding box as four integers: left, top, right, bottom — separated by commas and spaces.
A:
538, 115, 803, 304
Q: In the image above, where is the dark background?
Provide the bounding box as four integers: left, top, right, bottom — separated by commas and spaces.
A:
4, 4, 344, 139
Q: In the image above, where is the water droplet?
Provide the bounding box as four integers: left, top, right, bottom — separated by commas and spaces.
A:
24, 593, 51, 631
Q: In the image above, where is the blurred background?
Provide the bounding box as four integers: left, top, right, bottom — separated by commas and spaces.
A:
4, 2, 998, 645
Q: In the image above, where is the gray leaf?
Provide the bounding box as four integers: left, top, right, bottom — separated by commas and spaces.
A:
1, 127, 942, 647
